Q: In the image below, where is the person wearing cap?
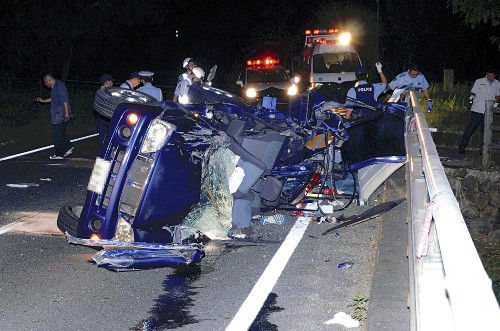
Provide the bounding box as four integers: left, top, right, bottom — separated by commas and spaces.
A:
120, 72, 141, 90
137, 71, 163, 101
345, 63, 389, 118
100, 74, 113, 88
173, 58, 196, 102
389, 64, 432, 111
458, 66, 499, 154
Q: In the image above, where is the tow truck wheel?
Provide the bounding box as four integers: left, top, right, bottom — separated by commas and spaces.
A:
93, 87, 160, 119
57, 205, 82, 237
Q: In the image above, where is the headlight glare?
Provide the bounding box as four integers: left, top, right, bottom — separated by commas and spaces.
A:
140, 118, 175, 154
246, 88, 257, 98
287, 84, 298, 96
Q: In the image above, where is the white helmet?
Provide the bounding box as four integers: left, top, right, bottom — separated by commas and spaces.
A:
192, 67, 205, 79
183, 57, 194, 68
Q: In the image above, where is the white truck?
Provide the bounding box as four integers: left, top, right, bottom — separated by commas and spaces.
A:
301, 28, 362, 102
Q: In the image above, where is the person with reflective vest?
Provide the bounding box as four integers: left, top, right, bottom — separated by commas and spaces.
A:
176, 67, 205, 104
173, 58, 196, 102
345, 63, 389, 118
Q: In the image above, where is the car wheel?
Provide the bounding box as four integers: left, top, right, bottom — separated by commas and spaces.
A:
93, 87, 160, 119
57, 205, 82, 237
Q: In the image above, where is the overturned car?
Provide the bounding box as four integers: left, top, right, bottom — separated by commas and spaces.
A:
57, 82, 407, 244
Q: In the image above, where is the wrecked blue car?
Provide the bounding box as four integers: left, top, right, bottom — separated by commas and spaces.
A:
57, 82, 407, 244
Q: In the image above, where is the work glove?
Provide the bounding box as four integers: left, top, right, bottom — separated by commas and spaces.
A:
375, 62, 383, 73
427, 99, 432, 112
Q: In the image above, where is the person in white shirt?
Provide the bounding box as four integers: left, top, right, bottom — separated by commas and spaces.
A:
458, 66, 499, 154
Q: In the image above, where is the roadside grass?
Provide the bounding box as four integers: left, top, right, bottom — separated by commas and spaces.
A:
0, 83, 97, 153
421, 82, 471, 134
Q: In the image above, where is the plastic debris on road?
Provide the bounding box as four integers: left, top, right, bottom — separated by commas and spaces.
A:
290, 210, 319, 217
66, 233, 204, 271
337, 262, 354, 269
6, 183, 39, 188
324, 312, 360, 328
260, 214, 286, 225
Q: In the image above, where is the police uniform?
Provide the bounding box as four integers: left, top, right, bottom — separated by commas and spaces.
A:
389, 71, 429, 91
458, 76, 500, 153
347, 80, 387, 107
174, 73, 193, 103
137, 71, 163, 101
120, 80, 134, 89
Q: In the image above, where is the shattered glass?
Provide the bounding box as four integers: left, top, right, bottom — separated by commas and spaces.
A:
182, 143, 238, 239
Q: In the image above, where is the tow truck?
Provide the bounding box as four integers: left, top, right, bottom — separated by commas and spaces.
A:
301, 28, 362, 102
236, 56, 299, 109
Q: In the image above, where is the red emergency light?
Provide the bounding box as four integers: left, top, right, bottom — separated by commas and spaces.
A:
246, 57, 279, 67
306, 28, 340, 35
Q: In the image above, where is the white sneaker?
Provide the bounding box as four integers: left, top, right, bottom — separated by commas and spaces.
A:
50, 155, 64, 160
64, 147, 74, 157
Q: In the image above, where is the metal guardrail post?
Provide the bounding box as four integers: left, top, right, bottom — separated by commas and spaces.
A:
407, 91, 500, 330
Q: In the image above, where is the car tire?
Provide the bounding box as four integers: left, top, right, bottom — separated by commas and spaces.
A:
57, 205, 81, 237
93, 87, 160, 119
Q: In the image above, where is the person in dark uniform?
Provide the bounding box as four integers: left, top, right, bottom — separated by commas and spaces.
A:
345, 63, 389, 118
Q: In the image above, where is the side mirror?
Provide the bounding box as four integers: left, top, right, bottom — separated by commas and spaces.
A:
236, 80, 244, 87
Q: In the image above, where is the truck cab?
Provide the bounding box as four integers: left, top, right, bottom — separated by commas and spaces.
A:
302, 28, 362, 102
236, 56, 299, 108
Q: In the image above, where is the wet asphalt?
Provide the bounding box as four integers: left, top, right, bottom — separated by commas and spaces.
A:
0, 137, 409, 330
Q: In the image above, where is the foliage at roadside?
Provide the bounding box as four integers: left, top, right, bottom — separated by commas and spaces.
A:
348, 294, 369, 322
422, 82, 471, 134
0, 80, 95, 128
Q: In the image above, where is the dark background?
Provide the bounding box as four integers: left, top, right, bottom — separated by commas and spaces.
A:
0, 0, 498, 88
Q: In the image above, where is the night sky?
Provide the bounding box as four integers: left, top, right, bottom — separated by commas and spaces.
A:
0, 0, 498, 87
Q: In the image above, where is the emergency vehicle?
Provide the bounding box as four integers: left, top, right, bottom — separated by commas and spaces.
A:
301, 28, 362, 102
236, 56, 299, 108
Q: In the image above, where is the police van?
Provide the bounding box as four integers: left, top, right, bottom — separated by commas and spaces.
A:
236, 56, 299, 108
301, 28, 362, 102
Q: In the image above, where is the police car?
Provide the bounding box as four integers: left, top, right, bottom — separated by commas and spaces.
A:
301, 28, 362, 102
236, 56, 299, 108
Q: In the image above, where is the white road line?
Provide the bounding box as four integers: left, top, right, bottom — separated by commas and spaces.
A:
226, 217, 310, 331
0, 133, 98, 162
0, 222, 25, 235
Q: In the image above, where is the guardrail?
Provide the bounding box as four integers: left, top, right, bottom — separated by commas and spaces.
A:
406, 91, 500, 330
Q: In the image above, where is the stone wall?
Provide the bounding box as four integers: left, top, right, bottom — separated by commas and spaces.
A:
445, 167, 500, 238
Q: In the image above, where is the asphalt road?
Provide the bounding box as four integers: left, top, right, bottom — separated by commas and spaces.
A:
0, 137, 409, 330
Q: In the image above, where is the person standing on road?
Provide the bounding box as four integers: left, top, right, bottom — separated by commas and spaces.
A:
390, 63, 432, 111
35, 74, 73, 160
458, 67, 500, 154
95, 74, 113, 145
120, 71, 141, 90
173, 58, 196, 102
345, 63, 389, 118
137, 71, 163, 101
